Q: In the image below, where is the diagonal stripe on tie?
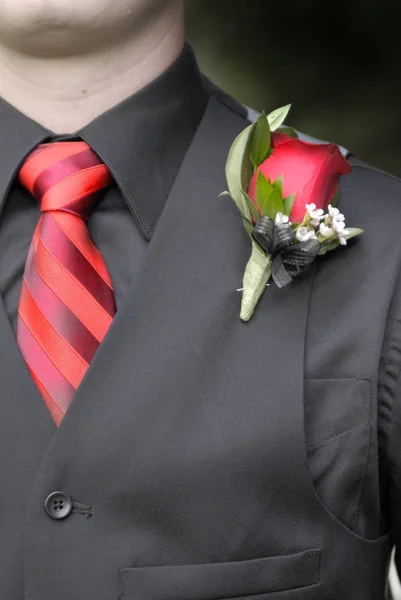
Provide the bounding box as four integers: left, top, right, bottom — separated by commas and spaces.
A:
19, 280, 89, 388
50, 211, 113, 287
19, 142, 94, 191
34, 237, 113, 340
24, 260, 100, 364
33, 148, 103, 200
41, 166, 111, 212
40, 214, 115, 315
16, 141, 116, 426
18, 318, 75, 413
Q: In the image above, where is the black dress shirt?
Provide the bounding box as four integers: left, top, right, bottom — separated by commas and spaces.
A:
0, 42, 207, 333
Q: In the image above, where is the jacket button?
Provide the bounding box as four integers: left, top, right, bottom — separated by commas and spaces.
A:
44, 491, 73, 520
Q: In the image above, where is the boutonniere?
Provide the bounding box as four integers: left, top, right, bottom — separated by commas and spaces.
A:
221, 104, 363, 322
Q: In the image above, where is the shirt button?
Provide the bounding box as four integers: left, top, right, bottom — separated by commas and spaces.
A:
44, 491, 73, 520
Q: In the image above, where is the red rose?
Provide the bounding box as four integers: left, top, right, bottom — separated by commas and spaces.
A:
248, 133, 352, 223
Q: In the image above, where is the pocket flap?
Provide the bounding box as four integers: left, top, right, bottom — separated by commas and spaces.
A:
119, 549, 321, 600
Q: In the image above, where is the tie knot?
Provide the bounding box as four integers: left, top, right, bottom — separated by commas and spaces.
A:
18, 141, 112, 219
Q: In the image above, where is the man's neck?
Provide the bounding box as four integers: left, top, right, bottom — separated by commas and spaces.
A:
0, 5, 184, 134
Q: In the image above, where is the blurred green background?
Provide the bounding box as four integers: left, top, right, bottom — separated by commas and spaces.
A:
186, 0, 401, 176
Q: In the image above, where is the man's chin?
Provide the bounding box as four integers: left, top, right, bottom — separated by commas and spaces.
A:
0, 29, 88, 58
0, 21, 125, 58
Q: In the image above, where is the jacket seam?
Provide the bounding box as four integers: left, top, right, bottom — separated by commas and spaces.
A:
354, 377, 373, 532
208, 88, 251, 123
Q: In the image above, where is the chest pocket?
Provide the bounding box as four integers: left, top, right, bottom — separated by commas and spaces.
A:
304, 377, 380, 539
119, 549, 321, 600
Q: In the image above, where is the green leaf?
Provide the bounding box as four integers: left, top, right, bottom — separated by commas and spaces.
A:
272, 175, 283, 197
240, 190, 261, 222
283, 193, 295, 217
255, 171, 284, 219
277, 126, 299, 139
255, 171, 273, 214
242, 217, 255, 241
225, 121, 257, 220
318, 240, 341, 255
344, 227, 364, 240
318, 228, 364, 255
267, 104, 292, 131
267, 190, 285, 219
249, 112, 271, 169
240, 243, 272, 322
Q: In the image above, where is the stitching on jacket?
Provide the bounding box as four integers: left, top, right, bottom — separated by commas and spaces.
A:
71, 501, 92, 518
208, 89, 251, 122
357, 378, 371, 419
354, 377, 373, 532
207, 578, 321, 600
120, 569, 126, 597
118, 551, 322, 599
307, 422, 367, 452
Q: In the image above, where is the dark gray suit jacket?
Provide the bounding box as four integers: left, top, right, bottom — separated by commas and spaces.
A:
1, 85, 401, 599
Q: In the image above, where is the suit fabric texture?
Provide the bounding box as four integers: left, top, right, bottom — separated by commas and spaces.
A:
1, 48, 401, 600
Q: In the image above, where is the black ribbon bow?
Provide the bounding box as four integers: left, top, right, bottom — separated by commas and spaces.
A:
252, 216, 321, 288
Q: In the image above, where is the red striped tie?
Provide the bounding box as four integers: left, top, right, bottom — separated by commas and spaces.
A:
17, 141, 116, 426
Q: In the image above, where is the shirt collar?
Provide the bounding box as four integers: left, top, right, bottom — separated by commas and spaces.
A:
0, 42, 208, 240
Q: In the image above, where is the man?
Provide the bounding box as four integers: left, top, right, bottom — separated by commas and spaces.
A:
0, 1, 401, 599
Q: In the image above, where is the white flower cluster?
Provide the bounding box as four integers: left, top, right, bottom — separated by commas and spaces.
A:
295, 226, 318, 242
275, 212, 289, 225
295, 203, 350, 246
306, 203, 324, 227
320, 204, 350, 246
